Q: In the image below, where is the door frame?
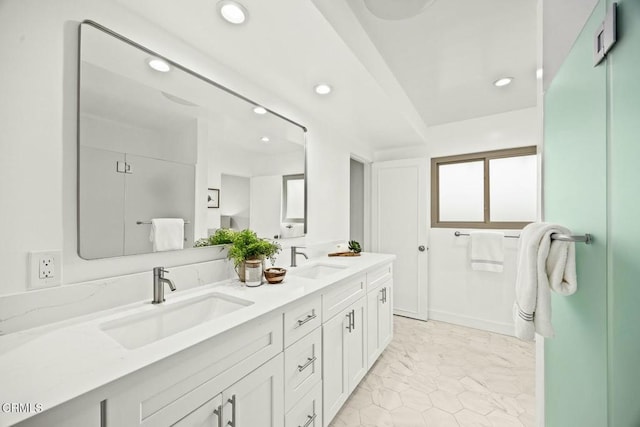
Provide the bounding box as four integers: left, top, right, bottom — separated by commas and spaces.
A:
371, 158, 428, 320
350, 154, 372, 251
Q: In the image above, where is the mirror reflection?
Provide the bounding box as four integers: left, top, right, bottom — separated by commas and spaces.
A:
78, 22, 306, 260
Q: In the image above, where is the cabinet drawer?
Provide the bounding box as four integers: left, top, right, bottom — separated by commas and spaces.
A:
284, 295, 321, 348
366, 263, 392, 291
322, 274, 365, 321
284, 327, 322, 411
285, 381, 322, 427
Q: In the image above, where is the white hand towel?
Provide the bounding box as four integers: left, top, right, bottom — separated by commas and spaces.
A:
149, 218, 184, 252
513, 222, 578, 341
470, 231, 505, 272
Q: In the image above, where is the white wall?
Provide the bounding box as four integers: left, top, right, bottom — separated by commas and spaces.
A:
374, 107, 540, 335
80, 114, 197, 164
0, 0, 370, 296
220, 174, 250, 230
250, 175, 282, 239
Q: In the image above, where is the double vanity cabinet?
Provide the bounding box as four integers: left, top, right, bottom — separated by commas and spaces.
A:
9, 255, 394, 427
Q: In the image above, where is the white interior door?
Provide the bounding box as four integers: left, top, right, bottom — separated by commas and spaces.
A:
372, 159, 428, 320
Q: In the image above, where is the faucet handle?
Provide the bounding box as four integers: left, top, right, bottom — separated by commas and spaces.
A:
154, 266, 170, 275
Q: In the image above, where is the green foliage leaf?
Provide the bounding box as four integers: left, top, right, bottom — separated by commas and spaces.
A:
348, 240, 362, 253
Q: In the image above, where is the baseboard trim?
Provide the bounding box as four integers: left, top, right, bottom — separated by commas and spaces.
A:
393, 309, 427, 321
428, 309, 514, 336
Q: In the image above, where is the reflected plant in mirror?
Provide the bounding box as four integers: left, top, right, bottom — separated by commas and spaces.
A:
77, 21, 306, 260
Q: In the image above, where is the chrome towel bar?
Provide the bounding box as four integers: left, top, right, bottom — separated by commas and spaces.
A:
454, 230, 592, 244
136, 220, 191, 225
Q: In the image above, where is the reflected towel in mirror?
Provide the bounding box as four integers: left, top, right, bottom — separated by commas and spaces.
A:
150, 218, 184, 252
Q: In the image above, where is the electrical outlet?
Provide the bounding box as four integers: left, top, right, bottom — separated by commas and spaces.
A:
39, 254, 55, 279
29, 251, 62, 289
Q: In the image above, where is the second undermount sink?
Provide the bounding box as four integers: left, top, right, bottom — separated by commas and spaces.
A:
101, 293, 253, 349
290, 263, 348, 280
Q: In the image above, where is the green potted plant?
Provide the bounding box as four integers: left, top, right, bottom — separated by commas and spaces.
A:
227, 229, 281, 282
194, 228, 237, 247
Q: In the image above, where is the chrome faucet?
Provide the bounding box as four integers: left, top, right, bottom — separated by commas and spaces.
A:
152, 267, 176, 304
290, 246, 308, 267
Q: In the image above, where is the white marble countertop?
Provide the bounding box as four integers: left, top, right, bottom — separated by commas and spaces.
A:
0, 253, 394, 426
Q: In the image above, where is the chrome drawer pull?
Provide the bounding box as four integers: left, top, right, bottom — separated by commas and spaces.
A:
300, 413, 316, 427
297, 313, 317, 327
297, 356, 317, 372
227, 395, 236, 427
213, 405, 223, 427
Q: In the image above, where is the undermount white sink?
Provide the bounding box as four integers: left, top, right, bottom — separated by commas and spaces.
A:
101, 293, 253, 349
290, 263, 348, 280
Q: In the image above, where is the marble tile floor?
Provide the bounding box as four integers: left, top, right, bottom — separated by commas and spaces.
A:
330, 316, 535, 427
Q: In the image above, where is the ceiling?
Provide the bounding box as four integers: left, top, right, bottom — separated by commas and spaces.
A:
347, 0, 538, 126
543, 0, 599, 91
113, 0, 538, 149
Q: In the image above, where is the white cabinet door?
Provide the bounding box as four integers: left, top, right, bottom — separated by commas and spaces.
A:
366, 280, 394, 368
322, 297, 368, 426
346, 297, 367, 393
172, 394, 223, 427
366, 286, 382, 368
15, 402, 102, 427
222, 354, 284, 427
378, 284, 393, 351
322, 309, 350, 426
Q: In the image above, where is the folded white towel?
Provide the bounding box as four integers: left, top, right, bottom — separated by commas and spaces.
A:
149, 218, 184, 252
470, 231, 505, 272
513, 222, 578, 340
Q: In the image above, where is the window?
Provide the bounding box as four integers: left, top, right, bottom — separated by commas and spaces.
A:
282, 174, 305, 223
431, 146, 537, 229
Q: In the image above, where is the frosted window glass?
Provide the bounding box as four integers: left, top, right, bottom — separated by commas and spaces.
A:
490, 155, 537, 222
285, 179, 304, 219
439, 161, 484, 222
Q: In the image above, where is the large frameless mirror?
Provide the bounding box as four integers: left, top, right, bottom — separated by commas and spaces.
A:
78, 21, 307, 259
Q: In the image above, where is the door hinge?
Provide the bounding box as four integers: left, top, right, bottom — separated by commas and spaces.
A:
594, 2, 618, 66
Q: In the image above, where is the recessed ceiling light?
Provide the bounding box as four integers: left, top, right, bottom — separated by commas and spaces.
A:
536, 68, 543, 79
261, 136, 270, 143
253, 106, 267, 115
218, 0, 248, 25
314, 83, 332, 95
147, 58, 171, 73
493, 77, 513, 87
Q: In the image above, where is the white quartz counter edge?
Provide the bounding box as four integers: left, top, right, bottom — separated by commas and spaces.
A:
0, 253, 394, 426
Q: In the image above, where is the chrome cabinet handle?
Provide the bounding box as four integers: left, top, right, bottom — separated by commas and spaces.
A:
300, 413, 317, 427
345, 312, 352, 332
379, 287, 385, 303
418, 245, 426, 252
297, 356, 317, 372
297, 313, 317, 327
350, 309, 355, 331
213, 405, 223, 427
227, 395, 236, 427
